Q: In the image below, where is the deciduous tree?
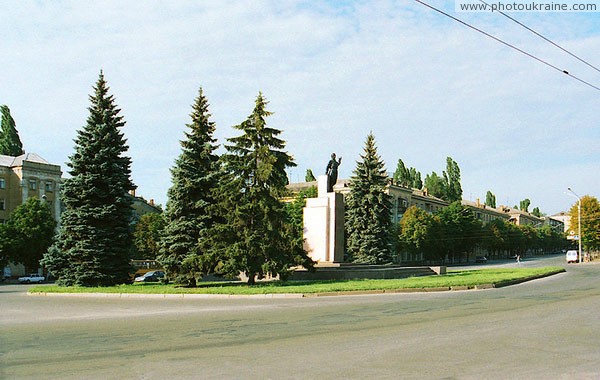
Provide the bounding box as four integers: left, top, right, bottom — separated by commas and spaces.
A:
305, 169, 316, 182
485, 190, 496, 208
393, 159, 422, 189
568, 195, 600, 252
520, 199, 531, 213
6, 198, 56, 272
0, 105, 24, 156
132, 213, 165, 260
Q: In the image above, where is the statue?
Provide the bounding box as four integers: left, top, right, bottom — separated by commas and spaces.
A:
325, 153, 342, 193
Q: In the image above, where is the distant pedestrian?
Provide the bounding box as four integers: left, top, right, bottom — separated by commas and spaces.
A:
516, 255, 521, 264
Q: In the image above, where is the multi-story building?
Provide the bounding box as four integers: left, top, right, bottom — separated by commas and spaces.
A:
549, 212, 570, 232
0, 153, 62, 224
288, 179, 449, 224
461, 199, 511, 225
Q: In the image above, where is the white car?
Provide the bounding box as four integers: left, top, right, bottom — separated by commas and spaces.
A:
566, 250, 579, 264
18, 273, 45, 284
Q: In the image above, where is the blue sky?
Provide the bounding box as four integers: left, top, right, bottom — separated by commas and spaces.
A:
1, 1, 598, 215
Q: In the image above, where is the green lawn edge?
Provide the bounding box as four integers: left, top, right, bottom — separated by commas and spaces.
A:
29, 267, 565, 296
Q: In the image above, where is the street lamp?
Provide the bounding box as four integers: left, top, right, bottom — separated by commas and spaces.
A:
567, 187, 582, 264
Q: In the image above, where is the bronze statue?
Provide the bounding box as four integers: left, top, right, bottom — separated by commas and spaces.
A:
325, 153, 342, 192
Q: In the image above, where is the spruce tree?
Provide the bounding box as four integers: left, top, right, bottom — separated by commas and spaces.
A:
41, 72, 135, 286
0, 105, 24, 156
214, 93, 313, 284
157, 88, 220, 286
345, 133, 394, 264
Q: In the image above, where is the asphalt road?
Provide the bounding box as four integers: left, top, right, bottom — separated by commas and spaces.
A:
2, 255, 599, 380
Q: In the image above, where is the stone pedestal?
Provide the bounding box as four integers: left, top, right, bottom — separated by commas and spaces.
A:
303, 176, 344, 263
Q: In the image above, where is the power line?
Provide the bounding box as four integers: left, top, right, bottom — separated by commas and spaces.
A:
478, 0, 600, 74
414, 0, 600, 92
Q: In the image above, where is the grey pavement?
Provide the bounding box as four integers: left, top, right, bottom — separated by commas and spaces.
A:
2, 255, 599, 380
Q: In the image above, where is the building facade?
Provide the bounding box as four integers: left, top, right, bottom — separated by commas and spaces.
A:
0, 153, 62, 224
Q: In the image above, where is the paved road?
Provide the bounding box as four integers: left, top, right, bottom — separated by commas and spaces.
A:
2, 255, 599, 380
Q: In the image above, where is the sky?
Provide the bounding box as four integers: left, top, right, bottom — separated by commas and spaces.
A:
1, 0, 598, 215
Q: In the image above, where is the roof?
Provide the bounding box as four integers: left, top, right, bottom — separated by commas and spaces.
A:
0, 153, 51, 167
0, 154, 14, 167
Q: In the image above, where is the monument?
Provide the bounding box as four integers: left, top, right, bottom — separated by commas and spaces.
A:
302, 154, 344, 264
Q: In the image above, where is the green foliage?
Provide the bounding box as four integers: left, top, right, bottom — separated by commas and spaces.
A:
0, 105, 24, 156
398, 206, 441, 261
435, 202, 481, 262
424, 157, 462, 202
568, 195, 600, 251
480, 218, 567, 257
132, 213, 165, 260
520, 198, 531, 212
157, 87, 221, 286
5, 198, 56, 272
41, 72, 135, 287
286, 186, 317, 239
442, 157, 462, 203
0, 221, 16, 270
424, 171, 445, 199
532, 207, 542, 217
346, 133, 394, 264
211, 93, 313, 284
392, 159, 422, 189
485, 190, 496, 208
305, 169, 316, 182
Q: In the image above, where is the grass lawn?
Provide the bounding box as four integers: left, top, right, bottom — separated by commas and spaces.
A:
29, 267, 565, 296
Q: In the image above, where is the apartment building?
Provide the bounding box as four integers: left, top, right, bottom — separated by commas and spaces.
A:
287, 179, 449, 224
461, 199, 510, 225
0, 153, 62, 224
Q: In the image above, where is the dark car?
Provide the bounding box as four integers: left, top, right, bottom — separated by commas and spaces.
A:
475, 256, 488, 264
134, 270, 165, 283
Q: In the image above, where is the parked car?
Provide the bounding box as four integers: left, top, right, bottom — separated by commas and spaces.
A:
566, 250, 579, 264
475, 256, 488, 264
134, 270, 165, 283
18, 273, 45, 284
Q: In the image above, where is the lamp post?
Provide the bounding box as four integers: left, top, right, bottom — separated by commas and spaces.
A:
567, 188, 582, 263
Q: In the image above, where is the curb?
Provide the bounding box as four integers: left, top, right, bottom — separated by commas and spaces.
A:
492, 269, 565, 288
27, 269, 566, 299
28, 292, 305, 299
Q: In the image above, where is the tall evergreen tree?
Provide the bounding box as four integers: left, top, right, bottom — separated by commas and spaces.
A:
0, 105, 24, 156
41, 72, 135, 286
346, 133, 394, 264
212, 93, 313, 284
157, 88, 220, 286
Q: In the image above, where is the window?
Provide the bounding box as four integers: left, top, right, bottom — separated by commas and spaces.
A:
0, 199, 4, 210
45, 181, 53, 192
29, 180, 37, 190
0, 178, 5, 189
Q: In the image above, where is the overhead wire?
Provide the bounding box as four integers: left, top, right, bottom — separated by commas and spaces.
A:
414, 0, 600, 92
478, 0, 600, 74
